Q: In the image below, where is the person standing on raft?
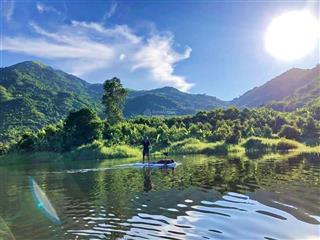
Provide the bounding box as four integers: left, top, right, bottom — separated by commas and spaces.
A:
142, 137, 151, 163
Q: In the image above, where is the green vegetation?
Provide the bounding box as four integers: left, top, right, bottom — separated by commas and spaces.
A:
67, 141, 140, 161
0, 61, 102, 142
0, 61, 228, 142
102, 77, 128, 124
124, 86, 227, 117
165, 137, 319, 157
242, 137, 303, 151
1, 101, 318, 160
1, 63, 319, 160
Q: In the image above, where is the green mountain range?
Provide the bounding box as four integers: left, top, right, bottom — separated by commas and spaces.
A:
125, 87, 227, 116
0, 61, 319, 141
0, 61, 226, 140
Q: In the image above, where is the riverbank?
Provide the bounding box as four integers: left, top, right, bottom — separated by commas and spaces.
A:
0, 137, 318, 164
165, 137, 320, 155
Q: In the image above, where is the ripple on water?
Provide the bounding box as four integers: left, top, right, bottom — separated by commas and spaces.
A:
67, 192, 320, 240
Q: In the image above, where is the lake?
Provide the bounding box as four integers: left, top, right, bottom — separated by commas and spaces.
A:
0, 153, 319, 239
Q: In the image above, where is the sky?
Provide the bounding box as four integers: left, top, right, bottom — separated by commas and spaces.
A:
1, 0, 319, 100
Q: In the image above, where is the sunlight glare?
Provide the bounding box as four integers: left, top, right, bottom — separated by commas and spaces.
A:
265, 11, 319, 61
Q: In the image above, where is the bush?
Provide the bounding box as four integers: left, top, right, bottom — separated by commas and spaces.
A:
279, 125, 301, 140
243, 137, 268, 150
202, 142, 229, 155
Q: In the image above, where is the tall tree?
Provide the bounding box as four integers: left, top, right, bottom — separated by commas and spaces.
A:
102, 77, 128, 125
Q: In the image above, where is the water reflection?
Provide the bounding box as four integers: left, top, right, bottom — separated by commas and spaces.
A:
0, 153, 319, 239
143, 168, 153, 192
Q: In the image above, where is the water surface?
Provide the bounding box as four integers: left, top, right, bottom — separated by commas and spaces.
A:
0, 153, 319, 239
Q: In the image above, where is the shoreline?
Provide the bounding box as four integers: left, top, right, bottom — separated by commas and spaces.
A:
1, 137, 319, 164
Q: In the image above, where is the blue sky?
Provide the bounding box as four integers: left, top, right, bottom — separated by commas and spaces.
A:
1, 0, 319, 100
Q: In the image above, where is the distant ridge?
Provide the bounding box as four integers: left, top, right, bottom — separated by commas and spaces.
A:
231, 64, 320, 108
125, 86, 228, 116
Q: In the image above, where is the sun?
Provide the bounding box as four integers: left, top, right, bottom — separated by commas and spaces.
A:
265, 11, 319, 61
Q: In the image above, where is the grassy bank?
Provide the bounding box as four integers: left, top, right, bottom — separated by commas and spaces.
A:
0, 140, 141, 163
66, 140, 141, 161
1, 137, 318, 163
164, 137, 319, 156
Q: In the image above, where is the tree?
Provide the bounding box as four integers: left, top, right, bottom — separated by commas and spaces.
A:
279, 124, 301, 140
273, 116, 288, 132
102, 77, 128, 125
63, 108, 103, 150
302, 117, 320, 138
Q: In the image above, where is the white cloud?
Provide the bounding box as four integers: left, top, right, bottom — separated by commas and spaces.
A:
71, 21, 141, 44
132, 35, 193, 91
2, 20, 193, 91
3, 22, 116, 75
1, 0, 15, 22
102, 1, 117, 20
36, 2, 61, 15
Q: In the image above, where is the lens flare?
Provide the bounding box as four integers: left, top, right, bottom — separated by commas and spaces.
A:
265, 11, 319, 61
29, 177, 61, 224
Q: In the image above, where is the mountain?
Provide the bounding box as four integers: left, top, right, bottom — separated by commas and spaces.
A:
0, 61, 227, 140
1, 61, 318, 141
266, 76, 320, 111
0, 61, 102, 140
124, 87, 228, 116
232, 65, 320, 109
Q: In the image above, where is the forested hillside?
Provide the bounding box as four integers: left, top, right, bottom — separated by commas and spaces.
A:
0, 61, 227, 141
232, 65, 320, 108
267, 77, 320, 111
1, 61, 319, 142
125, 87, 227, 116
0, 61, 101, 141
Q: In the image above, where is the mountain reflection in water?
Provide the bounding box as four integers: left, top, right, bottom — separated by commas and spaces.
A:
0, 153, 319, 239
